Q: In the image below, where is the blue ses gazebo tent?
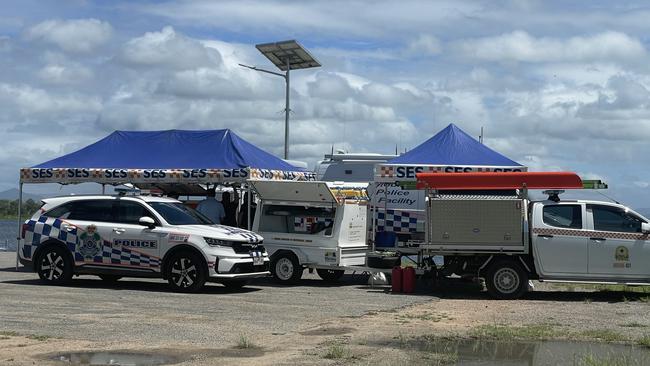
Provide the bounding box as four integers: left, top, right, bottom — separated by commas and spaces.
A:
15, 129, 314, 265
20, 129, 312, 186
375, 123, 525, 182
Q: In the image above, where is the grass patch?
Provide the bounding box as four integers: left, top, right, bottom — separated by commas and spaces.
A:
579, 330, 627, 343
575, 353, 642, 366
619, 322, 646, 328
0, 336, 10, 340
322, 342, 352, 360
0, 331, 18, 337
235, 334, 257, 349
397, 312, 451, 322
26, 334, 51, 341
637, 335, 650, 348
471, 324, 560, 341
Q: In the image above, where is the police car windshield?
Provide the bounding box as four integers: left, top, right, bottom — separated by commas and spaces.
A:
149, 202, 214, 225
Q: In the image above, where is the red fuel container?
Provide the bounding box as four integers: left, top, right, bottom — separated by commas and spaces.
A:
402, 267, 416, 293
391, 267, 403, 293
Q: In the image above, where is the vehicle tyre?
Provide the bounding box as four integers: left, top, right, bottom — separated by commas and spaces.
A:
36, 245, 73, 284
98, 274, 122, 283
166, 251, 207, 293
485, 260, 528, 300
316, 269, 345, 282
271, 253, 303, 284
223, 280, 248, 290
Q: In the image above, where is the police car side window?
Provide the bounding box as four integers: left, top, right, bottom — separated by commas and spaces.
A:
543, 205, 582, 229
67, 200, 115, 222
44, 202, 74, 218
116, 201, 157, 225
590, 205, 643, 233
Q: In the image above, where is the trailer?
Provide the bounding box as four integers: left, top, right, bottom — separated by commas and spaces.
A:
250, 180, 369, 284
397, 172, 650, 299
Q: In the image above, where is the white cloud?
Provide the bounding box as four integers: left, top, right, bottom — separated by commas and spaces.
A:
118, 26, 222, 70
453, 31, 645, 63
25, 18, 113, 53
407, 35, 441, 56
37, 63, 93, 84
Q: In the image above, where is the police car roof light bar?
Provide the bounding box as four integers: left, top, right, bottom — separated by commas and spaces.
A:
114, 187, 141, 196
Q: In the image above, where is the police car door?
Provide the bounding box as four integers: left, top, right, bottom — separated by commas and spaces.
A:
586, 204, 650, 278
60, 199, 116, 266
111, 199, 164, 271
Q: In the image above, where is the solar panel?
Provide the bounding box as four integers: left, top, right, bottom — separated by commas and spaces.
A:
255, 40, 321, 71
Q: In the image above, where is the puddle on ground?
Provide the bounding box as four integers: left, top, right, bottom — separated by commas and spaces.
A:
300, 327, 355, 336
54, 351, 181, 365
374, 338, 650, 365
52, 347, 265, 365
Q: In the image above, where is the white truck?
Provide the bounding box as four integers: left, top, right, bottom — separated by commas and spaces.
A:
405, 172, 650, 299
250, 180, 369, 283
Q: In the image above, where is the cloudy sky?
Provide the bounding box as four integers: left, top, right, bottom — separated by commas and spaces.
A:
1, 0, 650, 207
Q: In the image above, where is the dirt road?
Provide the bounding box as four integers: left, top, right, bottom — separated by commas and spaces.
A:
1, 252, 650, 365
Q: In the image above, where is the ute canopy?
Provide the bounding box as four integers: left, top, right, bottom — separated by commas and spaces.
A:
20, 129, 315, 185
375, 123, 525, 182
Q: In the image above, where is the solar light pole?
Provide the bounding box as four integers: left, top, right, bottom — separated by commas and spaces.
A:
239, 40, 321, 159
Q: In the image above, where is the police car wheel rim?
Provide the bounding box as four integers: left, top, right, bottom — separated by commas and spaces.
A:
171, 257, 197, 288
40, 252, 64, 281
494, 267, 519, 294
276, 258, 293, 280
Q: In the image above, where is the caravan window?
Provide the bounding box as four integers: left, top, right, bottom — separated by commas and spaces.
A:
260, 204, 335, 235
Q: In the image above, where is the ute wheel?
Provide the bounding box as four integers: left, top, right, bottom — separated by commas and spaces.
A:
271, 253, 303, 284
36, 246, 73, 284
316, 269, 345, 282
166, 251, 207, 293
223, 280, 248, 290
485, 260, 528, 300
98, 274, 122, 283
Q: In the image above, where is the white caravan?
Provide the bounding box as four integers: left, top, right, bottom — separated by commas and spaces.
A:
250, 180, 369, 283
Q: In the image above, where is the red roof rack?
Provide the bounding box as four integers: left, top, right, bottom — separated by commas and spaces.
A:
415, 171, 583, 190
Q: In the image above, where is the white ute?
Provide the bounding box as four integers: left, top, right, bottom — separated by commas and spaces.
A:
18, 194, 269, 292
411, 173, 650, 299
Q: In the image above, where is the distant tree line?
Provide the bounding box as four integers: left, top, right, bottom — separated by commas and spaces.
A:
0, 199, 41, 219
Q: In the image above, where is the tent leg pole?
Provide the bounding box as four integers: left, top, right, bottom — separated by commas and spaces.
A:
15, 183, 23, 271
247, 186, 252, 230
101, 184, 105, 194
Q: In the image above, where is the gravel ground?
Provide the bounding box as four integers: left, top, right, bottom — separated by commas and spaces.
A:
1, 251, 650, 365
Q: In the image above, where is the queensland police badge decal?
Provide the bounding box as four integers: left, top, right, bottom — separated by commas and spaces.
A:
77, 225, 102, 259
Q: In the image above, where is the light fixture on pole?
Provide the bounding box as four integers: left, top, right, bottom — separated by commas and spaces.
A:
239, 40, 321, 159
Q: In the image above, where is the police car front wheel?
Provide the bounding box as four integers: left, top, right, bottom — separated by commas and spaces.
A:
36, 246, 73, 284
166, 251, 207, 293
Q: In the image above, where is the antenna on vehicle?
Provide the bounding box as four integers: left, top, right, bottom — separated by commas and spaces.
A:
594, 190, 621, 205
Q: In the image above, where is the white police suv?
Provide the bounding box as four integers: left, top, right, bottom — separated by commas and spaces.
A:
18, 194, 269, 292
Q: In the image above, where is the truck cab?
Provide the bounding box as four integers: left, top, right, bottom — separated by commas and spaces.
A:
531, 199, 650, 282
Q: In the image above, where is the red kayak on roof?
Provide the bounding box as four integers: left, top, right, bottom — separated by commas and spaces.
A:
415, 171, 583, 190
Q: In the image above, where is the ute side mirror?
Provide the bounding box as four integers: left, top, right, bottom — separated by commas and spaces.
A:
139, 216, 156, 229
642, 222, 650, 235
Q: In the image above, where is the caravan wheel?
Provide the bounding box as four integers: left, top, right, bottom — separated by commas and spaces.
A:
271, 254, 303, 284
